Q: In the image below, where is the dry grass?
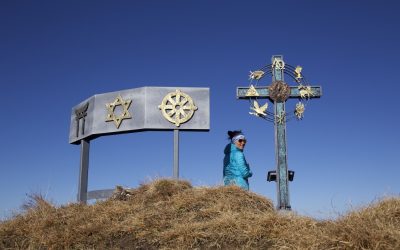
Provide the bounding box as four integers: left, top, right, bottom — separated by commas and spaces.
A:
1, 179, 399, 249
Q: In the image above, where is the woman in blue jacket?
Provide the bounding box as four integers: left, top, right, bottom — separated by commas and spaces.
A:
223, 130, 253, 190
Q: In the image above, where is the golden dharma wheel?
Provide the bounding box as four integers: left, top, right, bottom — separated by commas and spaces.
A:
158, 89, 198, 127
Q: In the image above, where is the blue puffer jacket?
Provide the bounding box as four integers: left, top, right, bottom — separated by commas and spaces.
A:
223, 143, 253, 190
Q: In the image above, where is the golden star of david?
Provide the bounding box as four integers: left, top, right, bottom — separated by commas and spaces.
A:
105, 95, 132, 128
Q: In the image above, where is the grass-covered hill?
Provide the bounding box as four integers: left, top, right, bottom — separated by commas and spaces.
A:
1, 179, 399, 249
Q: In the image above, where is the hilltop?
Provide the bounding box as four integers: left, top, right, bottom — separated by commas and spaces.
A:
1, 179, 399, 249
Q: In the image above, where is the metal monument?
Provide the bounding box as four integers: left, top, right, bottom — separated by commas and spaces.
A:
236, 55, 322, 210
69, 87, 210, 203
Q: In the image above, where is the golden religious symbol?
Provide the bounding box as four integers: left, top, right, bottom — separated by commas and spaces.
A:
298, 84, 315, 99
105, 95, 132, 128
294, 102, 305, 120
295, 66, 303, 82
158, 89, 198, 127
272, 57, 285, 70
245, 85, 260, 97
249, 70, 265, 80
275, 110, 286, 125
249, 100, 268, 117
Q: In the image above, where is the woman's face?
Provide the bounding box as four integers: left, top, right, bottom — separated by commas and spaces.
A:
234, 139, 247, 150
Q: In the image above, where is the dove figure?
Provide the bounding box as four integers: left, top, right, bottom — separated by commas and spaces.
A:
249, 100, 268, 117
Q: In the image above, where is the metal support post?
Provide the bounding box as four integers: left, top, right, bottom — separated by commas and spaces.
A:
274, 102, 290, 209
173, 129, 179, 179
272, 55, 291, 210
77, 139, 90, 204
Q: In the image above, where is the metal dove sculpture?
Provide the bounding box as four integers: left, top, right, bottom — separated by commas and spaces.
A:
249, 100, 268, 117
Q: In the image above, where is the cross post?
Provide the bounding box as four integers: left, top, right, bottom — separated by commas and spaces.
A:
236, 55, 322, 210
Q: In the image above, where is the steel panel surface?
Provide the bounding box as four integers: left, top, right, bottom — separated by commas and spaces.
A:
69, 87, 209, 144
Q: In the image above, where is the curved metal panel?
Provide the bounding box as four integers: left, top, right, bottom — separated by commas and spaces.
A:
69, 87, 210, 144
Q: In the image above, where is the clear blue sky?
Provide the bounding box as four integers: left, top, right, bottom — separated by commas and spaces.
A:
1, 0, 399, 219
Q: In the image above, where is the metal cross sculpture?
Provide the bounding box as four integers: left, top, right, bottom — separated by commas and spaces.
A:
236, 55, 322, 210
